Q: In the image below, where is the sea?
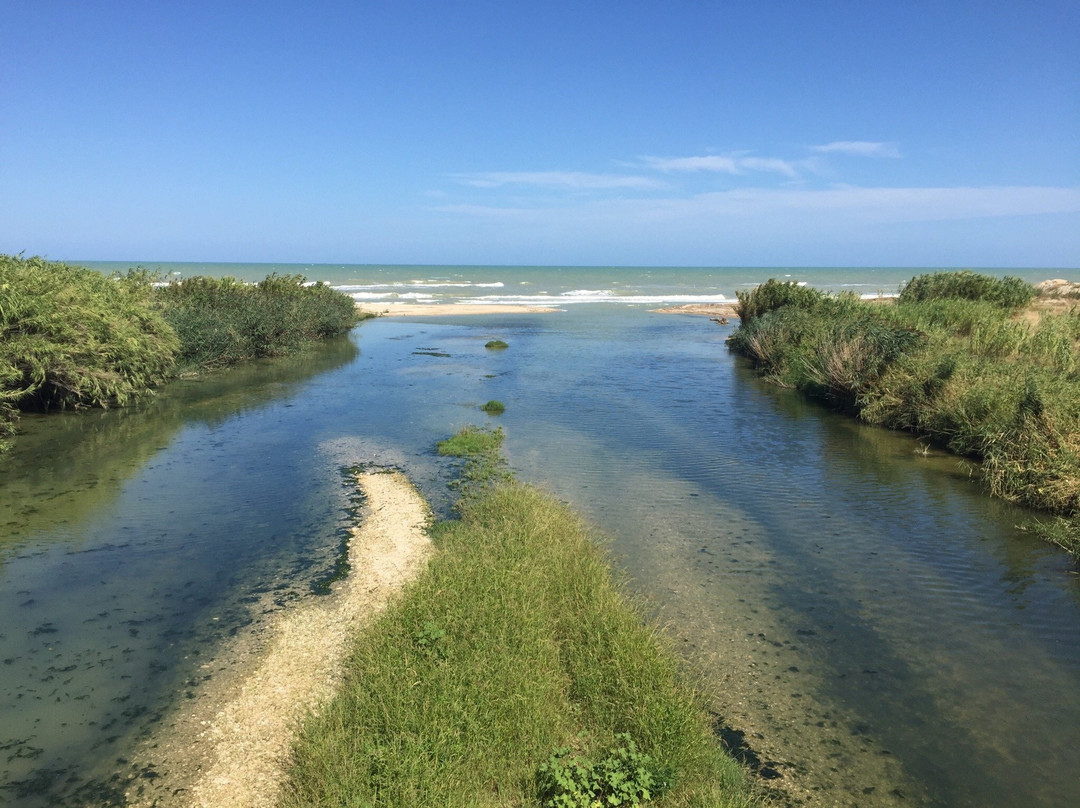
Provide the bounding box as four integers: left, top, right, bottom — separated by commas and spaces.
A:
1, 262, 1078, 807
80, 262, 1068, 307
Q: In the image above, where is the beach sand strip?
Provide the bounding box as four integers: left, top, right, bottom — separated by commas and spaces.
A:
127, 470, 432, 808
357, 302, 559, 316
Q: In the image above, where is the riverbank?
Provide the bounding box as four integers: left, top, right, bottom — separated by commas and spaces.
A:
727, 272, 1080, 555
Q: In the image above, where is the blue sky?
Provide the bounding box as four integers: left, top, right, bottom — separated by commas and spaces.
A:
2, 1, 1077, 267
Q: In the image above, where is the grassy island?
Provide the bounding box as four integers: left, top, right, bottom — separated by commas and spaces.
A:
283, 428, 758, 807
0, 254, 361, 453
728, 272, 1080, 555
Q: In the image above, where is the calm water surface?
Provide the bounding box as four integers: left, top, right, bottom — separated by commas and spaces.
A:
1, 307, 1078, 806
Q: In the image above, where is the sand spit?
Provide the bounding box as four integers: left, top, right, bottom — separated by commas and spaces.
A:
127, 470, 431, 808
654, 303, 740, 319
357, 302, 559, 316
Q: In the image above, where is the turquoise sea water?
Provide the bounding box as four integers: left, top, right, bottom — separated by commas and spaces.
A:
81, 261, 1072, 306
2, 265, 1079, 806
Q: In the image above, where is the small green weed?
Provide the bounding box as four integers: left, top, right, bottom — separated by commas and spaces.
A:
481, 399, 506, 414
413, 620, 447, 660
537, 733, 668, 807
485, 339, 509, 349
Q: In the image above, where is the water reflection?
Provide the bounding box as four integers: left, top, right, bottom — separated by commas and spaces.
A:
0, 337, 358, 559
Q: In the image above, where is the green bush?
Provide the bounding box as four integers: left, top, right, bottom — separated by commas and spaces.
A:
486, 339, 509, 350
1, 258, 362, 454
734, 278, 827, 323
1, 255, 179, 447
481, 399, 506, 414
156, 273, 359, 371
898, 271, 1035, 309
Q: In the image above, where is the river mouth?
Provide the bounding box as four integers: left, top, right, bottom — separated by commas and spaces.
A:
1, 308, 1079, 807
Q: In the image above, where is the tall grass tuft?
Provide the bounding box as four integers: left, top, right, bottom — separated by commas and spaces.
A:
1, 254, 179, 449
156, 273, 360, 372
282, 433, 759, 807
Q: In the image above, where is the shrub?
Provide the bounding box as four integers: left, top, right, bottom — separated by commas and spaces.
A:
481, 399, 506, 414
898, 271, 1035, 309
155, 273, 358, 371
734, 279, 827, 323
486, 339, 509, 350
1, 255, 179, 444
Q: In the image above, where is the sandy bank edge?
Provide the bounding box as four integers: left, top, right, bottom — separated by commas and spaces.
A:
126, 470, 432, 808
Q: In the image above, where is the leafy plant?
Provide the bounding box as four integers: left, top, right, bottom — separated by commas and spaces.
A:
537, 734, 667, 807
413, 620, 447, 660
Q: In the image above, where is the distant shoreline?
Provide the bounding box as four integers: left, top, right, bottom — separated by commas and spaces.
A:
356, 302, 560, 316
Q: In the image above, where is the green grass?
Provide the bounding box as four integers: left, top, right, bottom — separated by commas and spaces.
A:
728, 272, 1080, 554
282, 434, 758, 807
481, 399, 506, 415
485, 339, 509, 350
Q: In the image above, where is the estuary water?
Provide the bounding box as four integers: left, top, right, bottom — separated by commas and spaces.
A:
2, 265, 1079, 806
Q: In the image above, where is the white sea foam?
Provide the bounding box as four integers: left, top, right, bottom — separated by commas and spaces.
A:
451, 293, 734, 306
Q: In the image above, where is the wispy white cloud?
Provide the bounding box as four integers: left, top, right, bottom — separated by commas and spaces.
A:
639, 155, 740, 173
812, 141, 901, 158
451, 171, 662, 190
639, 153, 803, 178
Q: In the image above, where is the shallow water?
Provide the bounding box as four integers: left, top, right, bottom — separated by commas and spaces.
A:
1, 307, 1079, 806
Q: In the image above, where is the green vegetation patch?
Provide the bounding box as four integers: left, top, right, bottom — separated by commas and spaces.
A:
283, 473, 757, 807
898, 270, 1035, 309
728, 273, 1080, 555
1, 257, 363, 454
485, 338, 509, 349
481, 398, 506, 414
156, 273, 359, 372
1, 255, 179, 450
437, 425, 511, 504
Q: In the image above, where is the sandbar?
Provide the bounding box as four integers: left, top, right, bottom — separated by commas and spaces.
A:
127, 470, 432, 808
653, 303, 739, 318
358, 303, 559, 317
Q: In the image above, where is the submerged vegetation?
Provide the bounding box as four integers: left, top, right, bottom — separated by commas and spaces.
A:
0, 255, 360, 453
283, 428, 758, 807
728, 272, 1080, 555
481, 398, 506, 414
